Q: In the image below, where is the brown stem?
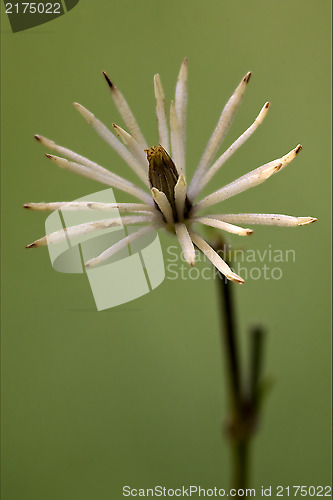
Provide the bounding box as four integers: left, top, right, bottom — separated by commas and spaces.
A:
215, 262, 265, 495
216, 272, 249, 493
217, 272, 242, 417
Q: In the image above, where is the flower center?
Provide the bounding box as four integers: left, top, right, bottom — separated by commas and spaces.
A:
146, 145, 191, 222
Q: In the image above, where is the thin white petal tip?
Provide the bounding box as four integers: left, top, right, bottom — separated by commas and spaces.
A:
298, 217, 317, 225
281, 144, 302, 165
151, 187, 159, 198
228, 273, 245, 284
26, 235, 47, 248
151, 187, 168, 202
34, 134, 54, 147
112, 123, 125, 139
177, 174, 187, 186
73, 102, 94, 122
85, 256, 103, 269
112, 123, 121, 134
182, 252, 195, 267
256, 102, 271, 124
102, 71, 115, 90
243, 72, 252, 83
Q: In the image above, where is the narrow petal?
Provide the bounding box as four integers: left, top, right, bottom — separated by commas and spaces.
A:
192, 216, 253, 236
194, 163, 281, 211
175, 223, 195, 266
189, 231, 244, 284
36, 134, 124, 182
189, 72, 251, 195
154, 74, 170, 152
170, 100, 185, 175
112, 123, 148, 172
151, 187, 174, 224
278, 144, 302, 171
35, 134, 112, 173
45, 154, 153, 205
214, 213, 317, 226
102, 71, 147, 147
174, 174, 187, 220
44, 153, 120, 185
23, 202, 155, 213
85, 225, 155, 268
175, 57, 188, 151
194, 145, 301, 211
26, 215, 155, 248
73, 102, 148, 184
190, 102, 270, 199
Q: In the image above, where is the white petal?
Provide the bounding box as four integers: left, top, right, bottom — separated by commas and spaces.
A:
154, 74, 170, 152
24, 202, 155, 213
170, 101, 185, 176
103, 72, 147, 147
174, 174, 187, 221
194, 145, 301, 211
175, 223, 195, 266
279, 144, 302, 170
215, 213, 317, 226
45, 154, 152, 205
26, 215, 155, 248
192, 216, 253, 236
35, 134, 109, 172
73, 103, 148, 184
36, 134, 123, 182
189, 231, 244, 284
194, 164, 280, 211
151, 187, 173, 224
175, 58, 188, 151
113, 123, 148, 173
190, 102, 270, 199
189, 72, 251, 196
85, 225, 155, 268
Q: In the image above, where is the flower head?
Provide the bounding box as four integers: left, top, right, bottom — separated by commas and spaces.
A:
25, 59, 316, 283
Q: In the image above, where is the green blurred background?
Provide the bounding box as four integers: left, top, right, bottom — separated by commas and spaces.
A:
1, 1, 331, 498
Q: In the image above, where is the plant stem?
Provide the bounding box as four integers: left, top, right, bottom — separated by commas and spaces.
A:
217, 270, 242, 417
217, 272, 249, 492
232, 439, 249, 491
216, 269, 264, 495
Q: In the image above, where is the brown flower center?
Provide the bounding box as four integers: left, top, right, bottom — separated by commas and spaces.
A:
146, 145, 191, 221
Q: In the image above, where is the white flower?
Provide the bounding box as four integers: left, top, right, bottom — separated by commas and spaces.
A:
25, 59, 316, 283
